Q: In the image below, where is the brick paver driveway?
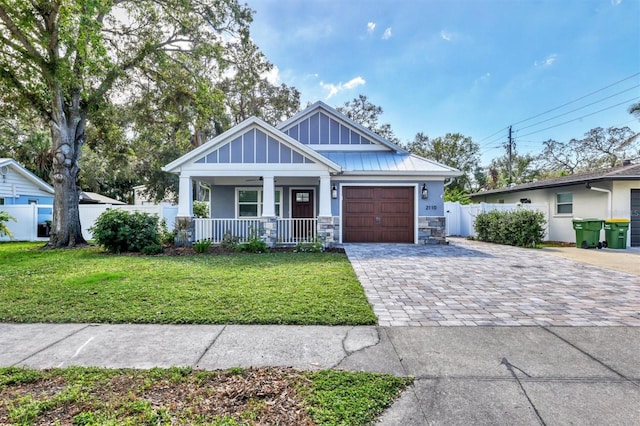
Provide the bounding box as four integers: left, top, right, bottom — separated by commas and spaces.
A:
345, 239, 640, 326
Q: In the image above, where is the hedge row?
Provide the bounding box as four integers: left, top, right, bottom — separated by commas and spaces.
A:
474, 209, 546, 247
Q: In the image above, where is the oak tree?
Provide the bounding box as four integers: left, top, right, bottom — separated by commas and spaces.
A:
0, 0, 251, 247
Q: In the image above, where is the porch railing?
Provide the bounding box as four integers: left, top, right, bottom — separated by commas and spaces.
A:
193, 218, 263, 243
277, 218, 317, 244
192, 218, 318, 244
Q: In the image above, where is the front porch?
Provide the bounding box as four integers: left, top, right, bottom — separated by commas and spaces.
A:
191, 216, 338, 246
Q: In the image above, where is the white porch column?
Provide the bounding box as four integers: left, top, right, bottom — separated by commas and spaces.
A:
318, 174, 332, 217
262, 175, 276, 217
177, 173, 193, 217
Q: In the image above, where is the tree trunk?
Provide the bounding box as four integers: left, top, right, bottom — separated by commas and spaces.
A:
46, 88, 87, 248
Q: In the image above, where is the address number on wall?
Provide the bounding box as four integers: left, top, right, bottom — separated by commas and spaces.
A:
425, 205, 438, 211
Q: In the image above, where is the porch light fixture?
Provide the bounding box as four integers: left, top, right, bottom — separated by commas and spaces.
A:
421, 184, 428, 199
331, 185, 338, 199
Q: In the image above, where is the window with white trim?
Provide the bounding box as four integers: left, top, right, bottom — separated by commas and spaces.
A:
556, 192, 573, 214
0, 198, 4, 205
236, 188, 281, 217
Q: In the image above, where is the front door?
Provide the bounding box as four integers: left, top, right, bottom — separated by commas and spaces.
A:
292, 189, 315, 241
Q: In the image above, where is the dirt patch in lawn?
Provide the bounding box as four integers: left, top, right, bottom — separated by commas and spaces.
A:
0, 367, 315, 425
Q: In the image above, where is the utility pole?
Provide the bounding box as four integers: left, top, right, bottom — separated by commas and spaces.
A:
507, 126, 513, 185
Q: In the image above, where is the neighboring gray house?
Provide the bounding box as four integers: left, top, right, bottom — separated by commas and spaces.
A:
470, 162, 640, 246
163, 101, 461, 246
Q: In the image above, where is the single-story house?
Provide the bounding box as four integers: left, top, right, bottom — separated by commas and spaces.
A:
133, 185, 176, 206
0, 158, 54, 238
470, 162, 640, 246
0, 158, 54, 206
163, 101, 461, 246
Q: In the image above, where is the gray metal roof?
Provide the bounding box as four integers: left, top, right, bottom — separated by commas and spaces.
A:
320, 151, 461, 176
470, 163, 640, 197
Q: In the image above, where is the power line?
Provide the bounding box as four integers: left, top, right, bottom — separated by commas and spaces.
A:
515, 84, 640, 132
478, 126, 509, 143
511, 72, 640, 126
515, 96, 640, 139
476, 72, 640, 145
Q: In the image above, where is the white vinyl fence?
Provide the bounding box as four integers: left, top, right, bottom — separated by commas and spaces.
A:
0, 204, 178, 242
445, 201, 549, 239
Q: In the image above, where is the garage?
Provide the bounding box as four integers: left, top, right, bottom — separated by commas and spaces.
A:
342, 186, 414, 243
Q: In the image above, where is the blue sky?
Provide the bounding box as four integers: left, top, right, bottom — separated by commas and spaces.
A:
245, 0, 640, 165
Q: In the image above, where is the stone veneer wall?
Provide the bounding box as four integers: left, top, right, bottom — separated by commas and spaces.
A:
418, 216, 447, 245
317, 216, 339, 247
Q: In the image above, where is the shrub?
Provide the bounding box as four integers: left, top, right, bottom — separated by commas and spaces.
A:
294, 240, 324, 253
193, 239, 212, 253
158, 219, 175, 245
0, 211, 16, 238
141, 244, 164, 255
90, 209, 161, 253
193, 201, 209, 218
220, 231, 240, 250
236, 229, 268, 253
474, 208, 546, 247
237, 237, 268, 253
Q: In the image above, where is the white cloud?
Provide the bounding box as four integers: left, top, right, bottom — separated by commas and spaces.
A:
367, 22, 376, 34
611, 0, 622, 5
262, 65, 280, 85
534, 53, 558, 67
473, 72, 491, 86
382, 27, 392, 40
440, 30, 453, 41
320, 76, 366, 99
344, 76, 366, 89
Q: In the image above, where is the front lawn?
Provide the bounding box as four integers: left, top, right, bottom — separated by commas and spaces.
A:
0, 243, 376, 325
0, 366, 412, 425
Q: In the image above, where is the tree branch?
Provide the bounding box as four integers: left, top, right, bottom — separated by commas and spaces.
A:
0, 5, 48, 72
0, 65, 50, 119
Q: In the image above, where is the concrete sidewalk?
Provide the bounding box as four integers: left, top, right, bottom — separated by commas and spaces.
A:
2, 323, 639, 425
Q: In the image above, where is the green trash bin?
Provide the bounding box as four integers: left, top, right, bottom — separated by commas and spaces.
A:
572, 218, 603, 249
604, 219, 630, 249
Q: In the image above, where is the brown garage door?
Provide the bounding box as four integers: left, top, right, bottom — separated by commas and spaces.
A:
343, 186, 414, 243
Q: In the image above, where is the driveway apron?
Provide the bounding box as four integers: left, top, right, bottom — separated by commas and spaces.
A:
344, 239, 640, 326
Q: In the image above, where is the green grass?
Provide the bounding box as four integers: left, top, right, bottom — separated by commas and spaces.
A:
303, 370, 413, 425
0, 366, 412, 425
0, 242, 376, 325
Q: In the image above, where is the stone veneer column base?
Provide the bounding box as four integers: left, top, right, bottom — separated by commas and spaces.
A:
262, 217, 278, 247
317, 216, 339, 247
418, 216, 448, 245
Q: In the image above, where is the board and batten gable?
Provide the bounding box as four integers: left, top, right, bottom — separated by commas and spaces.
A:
281, 110, 375, 147
277, 101, 403, 152
163, 117, 341, 175
194, 128, 316, 165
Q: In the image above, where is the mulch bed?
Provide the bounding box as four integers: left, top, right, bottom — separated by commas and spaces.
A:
162, 245, 345, 256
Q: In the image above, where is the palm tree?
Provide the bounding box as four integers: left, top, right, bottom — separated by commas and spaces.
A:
0, 211, 15, 239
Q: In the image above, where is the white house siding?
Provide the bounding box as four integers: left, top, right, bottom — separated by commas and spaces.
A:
0, 169, 53, 203
612, 181, 640, 218
474, 184, 613, 243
